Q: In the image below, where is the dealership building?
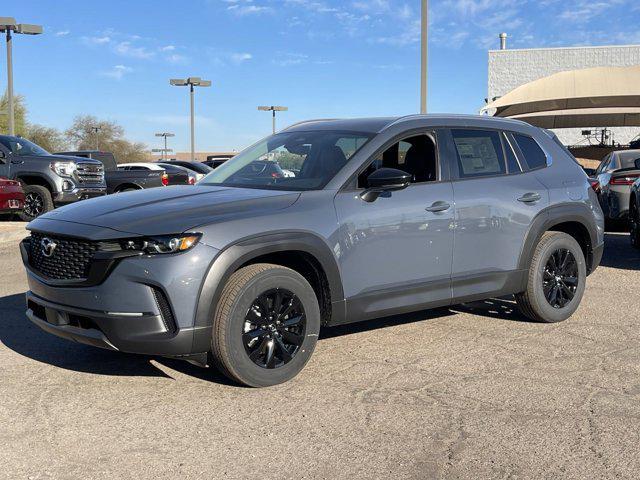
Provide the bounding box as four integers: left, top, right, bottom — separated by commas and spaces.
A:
486, 42, 640, 146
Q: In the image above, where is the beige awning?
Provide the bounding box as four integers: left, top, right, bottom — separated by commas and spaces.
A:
483, 65, 640, 127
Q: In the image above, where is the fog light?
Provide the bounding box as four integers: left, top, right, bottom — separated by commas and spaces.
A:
62, 180, 74, 191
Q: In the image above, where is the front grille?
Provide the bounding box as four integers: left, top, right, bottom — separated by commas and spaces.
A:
76, 163, 104, 184
29, 232, 99, 281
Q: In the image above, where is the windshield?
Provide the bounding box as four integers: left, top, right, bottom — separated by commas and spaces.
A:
0, 136, 50, 156
200, 130, 372, 190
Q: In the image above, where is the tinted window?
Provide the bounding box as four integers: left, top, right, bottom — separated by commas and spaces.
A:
514, 134, 547, 170
451, 129, 506, 178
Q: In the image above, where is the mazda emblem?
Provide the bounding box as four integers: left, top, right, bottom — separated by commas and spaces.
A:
41, 237, 58, 258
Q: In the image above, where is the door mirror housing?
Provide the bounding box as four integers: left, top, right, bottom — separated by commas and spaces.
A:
361, 168, 412, 202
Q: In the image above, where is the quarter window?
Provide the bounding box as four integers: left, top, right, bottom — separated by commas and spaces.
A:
451, 129, 506, 178
502, 133, 521, 174
514, 134, 547, 170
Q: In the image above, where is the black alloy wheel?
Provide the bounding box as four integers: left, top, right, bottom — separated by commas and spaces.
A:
242, 288, 306, 369
24, 192, 45, 218
543, 248, 578, 309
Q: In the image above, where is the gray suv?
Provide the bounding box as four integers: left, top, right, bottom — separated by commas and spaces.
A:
0, 135, 106, 221
20, 116, 604, 387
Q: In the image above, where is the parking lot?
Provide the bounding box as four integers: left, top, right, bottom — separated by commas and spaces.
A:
0, 229, 639, 479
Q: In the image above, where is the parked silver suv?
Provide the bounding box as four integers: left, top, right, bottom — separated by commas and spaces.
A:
21, 115, 604, 387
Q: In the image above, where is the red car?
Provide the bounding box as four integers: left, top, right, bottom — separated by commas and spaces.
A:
0, 177, 24, 215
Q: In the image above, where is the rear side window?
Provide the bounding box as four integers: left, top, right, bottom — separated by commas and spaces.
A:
451, 129, 506, 178
514, 134, 547, 170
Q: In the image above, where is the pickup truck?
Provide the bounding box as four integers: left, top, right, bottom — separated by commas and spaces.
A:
57, 151, 168, 194
0, 136, 106, 221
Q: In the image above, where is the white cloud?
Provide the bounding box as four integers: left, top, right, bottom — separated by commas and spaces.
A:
82, 35, 111, 45
161, 45, 176, 51
114, 41, 156, 59
101, 65, 133, 80
55, 30, 70, 36
272, 52, 309, 66
230, 52, 253, 64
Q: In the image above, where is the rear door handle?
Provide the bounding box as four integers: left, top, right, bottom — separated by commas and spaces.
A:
517, 192, 541, 203
426, 201, 451, 213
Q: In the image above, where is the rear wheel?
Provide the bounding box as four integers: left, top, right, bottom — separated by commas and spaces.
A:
516, 231, 586, 323
19, 185, 54, 222
630, 200, 640, 249
211, 263, 321, 387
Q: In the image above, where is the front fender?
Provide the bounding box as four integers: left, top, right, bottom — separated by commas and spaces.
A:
191, 231, 345, 353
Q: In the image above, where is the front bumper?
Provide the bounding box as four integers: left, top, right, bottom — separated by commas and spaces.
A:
22, 238, 219, 357
54, 186, 107, 204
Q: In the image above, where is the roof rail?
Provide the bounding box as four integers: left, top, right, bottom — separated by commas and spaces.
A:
281, 119, 340, 131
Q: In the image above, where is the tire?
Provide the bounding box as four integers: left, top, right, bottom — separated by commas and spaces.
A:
19, 185, 54, 222
211, 263, 321, 387
630, 200, 640, 250
516, 231, 587, 323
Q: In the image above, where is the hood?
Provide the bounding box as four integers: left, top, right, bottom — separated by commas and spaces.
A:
31, 185, 301, 237
48, 154, 104, 165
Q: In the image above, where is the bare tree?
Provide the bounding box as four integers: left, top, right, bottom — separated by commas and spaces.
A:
26, 124, 68, 153
0, 90, 28, 136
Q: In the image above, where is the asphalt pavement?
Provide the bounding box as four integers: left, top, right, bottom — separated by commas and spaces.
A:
1, 232, 639, 479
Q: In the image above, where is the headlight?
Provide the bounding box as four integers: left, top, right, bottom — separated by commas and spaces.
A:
121, 233, 202, 255
50, 161, 77, 178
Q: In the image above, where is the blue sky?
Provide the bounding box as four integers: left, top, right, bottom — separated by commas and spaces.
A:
6, 0, 639, 151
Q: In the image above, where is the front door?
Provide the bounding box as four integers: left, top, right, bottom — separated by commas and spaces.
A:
333, 131, 455, 322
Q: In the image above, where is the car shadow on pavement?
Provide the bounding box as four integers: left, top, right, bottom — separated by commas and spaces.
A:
600, 233, 640, 271
448, 297, 534, 322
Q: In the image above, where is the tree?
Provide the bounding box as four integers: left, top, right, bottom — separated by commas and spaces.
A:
26, 124, 68, 153
0, 90, 28, 136
65, 115, 149, 163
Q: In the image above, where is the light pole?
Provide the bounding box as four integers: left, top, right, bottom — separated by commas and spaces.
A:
91, 126, 101, 150
420, 0, 428, 114
155, 132, 175, 161
170, 77, 211, 161
0, 18, 43, 136
152, 148, 173, 160
258, 106, 288, 134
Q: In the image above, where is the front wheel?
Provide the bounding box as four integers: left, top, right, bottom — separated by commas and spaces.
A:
516, 231, 587, 323
211, 263, 321, 387
19, 185, 54, 222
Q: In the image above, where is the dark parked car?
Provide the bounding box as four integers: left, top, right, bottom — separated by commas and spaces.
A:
203, 155, 234, 169
21, 115, 604, 387
0, 136, 106, 221
593, 150, 640, 224
630, 174, 640, 248
155, 160, 212, 181
118, 163, 191, 186
0, 177, 24, 216
58, 151, 168, 194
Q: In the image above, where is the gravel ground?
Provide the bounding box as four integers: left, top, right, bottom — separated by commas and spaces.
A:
0, 233, 639, 480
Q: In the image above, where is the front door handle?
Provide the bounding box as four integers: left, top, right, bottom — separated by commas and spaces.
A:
426, 201, 451, 213
517, 192, 541, 203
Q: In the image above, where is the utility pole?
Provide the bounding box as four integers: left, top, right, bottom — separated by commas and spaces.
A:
91, 126, 101, 151
258, 106, 289, 134
420, 0, 428, 114
155, 132, 175, 161
0, 18, 43, 136
170, 77, 211, 161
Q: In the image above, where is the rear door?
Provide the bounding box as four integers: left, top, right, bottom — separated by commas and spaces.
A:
445, 128, 549, 301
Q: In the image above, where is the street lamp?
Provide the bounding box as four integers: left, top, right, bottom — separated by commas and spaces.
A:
0, 17, 43, 136
420, 0, 428, 114
155, 132, 175, 161
258, 106, 288, 134
152, 148, 173, 160
170, 77, 211, 161
91, 126, 101, 150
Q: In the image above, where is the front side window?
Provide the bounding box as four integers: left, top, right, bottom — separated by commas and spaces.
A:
357, 134, 438, 188
201, 130, 372, 191
514, 134, 547, 170
0, 137, 50, 157
451, 129, 506, 178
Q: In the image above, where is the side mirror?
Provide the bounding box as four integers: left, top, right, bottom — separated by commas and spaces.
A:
583, 167, 596, 176
361, 168, 411, 202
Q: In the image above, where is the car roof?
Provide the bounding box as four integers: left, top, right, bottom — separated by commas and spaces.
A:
282, 114, 533, 134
